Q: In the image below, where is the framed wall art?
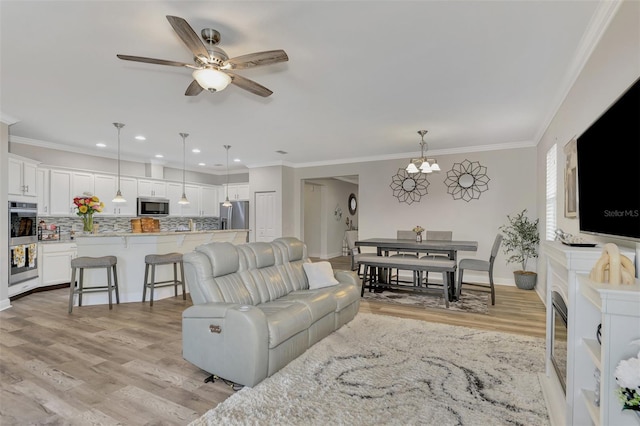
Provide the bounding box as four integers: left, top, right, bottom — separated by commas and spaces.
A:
563, 138, 577, 218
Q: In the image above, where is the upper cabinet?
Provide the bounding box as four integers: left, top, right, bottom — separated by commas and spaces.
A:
200, 186, 219, 216
49, 169, 73, 215
221, 183, 250, 201
94, 174, 137, 216
36, 168, 50, 215
138, 179, 167, 198
8, 155, 38, 199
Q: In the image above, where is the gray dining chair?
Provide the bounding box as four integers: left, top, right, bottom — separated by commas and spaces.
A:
420, 230, 453, 286
390, 230, 420, 285
456, 233, 503, 305
345, 231, 376, 277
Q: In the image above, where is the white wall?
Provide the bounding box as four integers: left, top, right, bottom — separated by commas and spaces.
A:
304, 183, 323, 257
303, 178, 358, 259
536, 0, 640, 299
293, 146, 537, 286
0, 123, 9, 310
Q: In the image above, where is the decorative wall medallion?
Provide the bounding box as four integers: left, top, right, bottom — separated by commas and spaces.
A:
444, 159, 490, 202
334, 205, 342, 220
390, 168, 429, 204
348, 193, 357, 215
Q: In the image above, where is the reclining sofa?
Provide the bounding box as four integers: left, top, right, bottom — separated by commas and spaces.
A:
181, 237, 360, 387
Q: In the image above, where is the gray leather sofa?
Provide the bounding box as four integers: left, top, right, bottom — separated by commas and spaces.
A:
181, 237, 360, 387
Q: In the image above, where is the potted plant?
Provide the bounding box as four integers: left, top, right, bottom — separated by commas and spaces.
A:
499, 209, 540, 290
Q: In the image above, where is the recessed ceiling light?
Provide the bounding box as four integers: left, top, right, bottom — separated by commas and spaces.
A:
96, 143, 106, 148
233, 158, 241, 162
155, 154, 164, 158
192, 148, 201, 153
135, 135, 146, 141
198, 162, 205, 166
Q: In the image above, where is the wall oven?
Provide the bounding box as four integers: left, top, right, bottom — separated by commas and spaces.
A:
550, 291, 568, 393
9, 201, 39, 285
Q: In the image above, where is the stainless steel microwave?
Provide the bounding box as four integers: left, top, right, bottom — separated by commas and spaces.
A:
137, 197, 170, 216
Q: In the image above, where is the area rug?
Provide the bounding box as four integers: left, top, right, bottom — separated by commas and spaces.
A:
190, 313, 549, 426
361, 287, 489, 314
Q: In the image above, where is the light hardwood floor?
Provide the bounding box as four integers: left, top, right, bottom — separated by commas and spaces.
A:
0, 257, 546, 425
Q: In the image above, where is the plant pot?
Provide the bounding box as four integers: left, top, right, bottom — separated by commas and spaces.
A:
514, 271, 537, 290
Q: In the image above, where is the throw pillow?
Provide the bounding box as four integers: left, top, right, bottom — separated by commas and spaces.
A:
303, 261, 339, 289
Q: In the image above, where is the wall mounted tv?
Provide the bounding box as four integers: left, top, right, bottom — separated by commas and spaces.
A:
576, 77, 639, 241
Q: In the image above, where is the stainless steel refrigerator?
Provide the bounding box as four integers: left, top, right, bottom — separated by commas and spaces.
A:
219, 200, 249, 231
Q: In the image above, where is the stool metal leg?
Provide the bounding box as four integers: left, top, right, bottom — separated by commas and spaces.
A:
69, 267, 77, 313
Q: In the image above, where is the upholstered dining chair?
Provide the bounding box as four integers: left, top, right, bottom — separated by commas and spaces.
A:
390, 230, 420, 284
345, 230, 376, 277
456, 233, 503, 305
420, 230, 453, 285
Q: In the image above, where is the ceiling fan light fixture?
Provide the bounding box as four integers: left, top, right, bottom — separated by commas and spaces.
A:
192, 68, 231, 92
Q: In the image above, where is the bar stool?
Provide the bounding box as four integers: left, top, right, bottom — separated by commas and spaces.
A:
69, 256, 119, 313
143, 253, 186, 306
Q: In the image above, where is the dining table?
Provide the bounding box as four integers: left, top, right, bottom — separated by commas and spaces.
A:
355, 238, 478, 300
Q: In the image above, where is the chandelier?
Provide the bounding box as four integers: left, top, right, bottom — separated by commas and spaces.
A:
405, 130, 440, 174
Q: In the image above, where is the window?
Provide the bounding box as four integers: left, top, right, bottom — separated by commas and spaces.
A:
546, 144, 557, 241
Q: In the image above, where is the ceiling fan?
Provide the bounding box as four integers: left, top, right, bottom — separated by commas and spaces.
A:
117, 15, 288, 97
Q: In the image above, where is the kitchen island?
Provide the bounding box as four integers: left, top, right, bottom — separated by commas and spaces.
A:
70, 230, 248, 307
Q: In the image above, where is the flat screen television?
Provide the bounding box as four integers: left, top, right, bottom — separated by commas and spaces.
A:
576, 77, 640, 241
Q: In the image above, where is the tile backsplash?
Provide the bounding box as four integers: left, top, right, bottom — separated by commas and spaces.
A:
37, 216, 219, 237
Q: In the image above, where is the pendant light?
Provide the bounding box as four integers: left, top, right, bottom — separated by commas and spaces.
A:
112, 122, 126, 203
222, 145, 232, 207
405, 130, 440, 174
178, 132, 190, 205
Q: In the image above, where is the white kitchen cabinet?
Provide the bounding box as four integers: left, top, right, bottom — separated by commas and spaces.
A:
40, 243, 77, 286
166, 182, 183, 216
8, 155, 38, 198
72, 172, 94, 198
49, 169, 73, 215
200, 185, 219, 216
36, 168, 50, 215
94, 174, 137, 216
221, 183, 250, 202
138, 179, 167, 198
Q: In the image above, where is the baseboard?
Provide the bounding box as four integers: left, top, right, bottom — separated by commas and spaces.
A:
0, 297, 11, 311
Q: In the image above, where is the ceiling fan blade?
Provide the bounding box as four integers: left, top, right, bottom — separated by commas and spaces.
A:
166, 15, 209, 61
228, 73, 273, 97
117, 54, 193, 68
185, 80, 204, 96
224, 50, 289, 70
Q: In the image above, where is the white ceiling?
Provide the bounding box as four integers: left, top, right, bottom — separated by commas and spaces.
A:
1, 1, 609, 174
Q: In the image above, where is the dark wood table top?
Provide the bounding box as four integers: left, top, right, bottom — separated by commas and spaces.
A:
355, 238, 478, 252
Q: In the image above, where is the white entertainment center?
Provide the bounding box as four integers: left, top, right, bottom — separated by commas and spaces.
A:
542, 241, 639, 426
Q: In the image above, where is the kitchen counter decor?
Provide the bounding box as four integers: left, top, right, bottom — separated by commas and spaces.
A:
73, 195, 104, 233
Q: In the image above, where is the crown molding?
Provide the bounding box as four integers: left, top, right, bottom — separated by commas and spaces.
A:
0, 112, 19, 125
533, 0, 623, 145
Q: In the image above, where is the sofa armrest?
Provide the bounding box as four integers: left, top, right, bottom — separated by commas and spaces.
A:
334, 269, 358, 286
182, 303, 270, 387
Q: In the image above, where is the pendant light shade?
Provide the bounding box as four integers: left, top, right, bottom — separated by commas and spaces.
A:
178, 133, 190, 205
222, 145, 232, 207
112, 122, 126, 203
